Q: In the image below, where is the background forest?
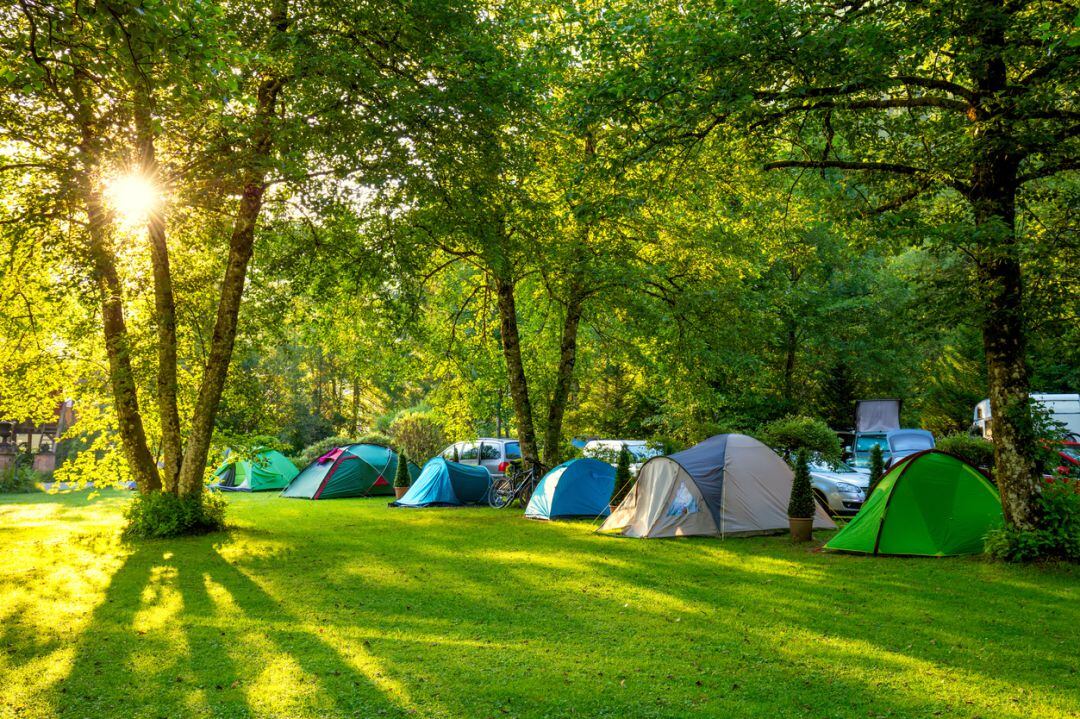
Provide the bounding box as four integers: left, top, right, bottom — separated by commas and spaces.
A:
1, 0, 1077, 496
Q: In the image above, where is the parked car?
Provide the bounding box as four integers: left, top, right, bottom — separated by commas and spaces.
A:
1057, 441, 1080, 474
809, 461, 868, 515
582, 439, 663, 476
440, 438, 520, 479
850, 429, 935, 469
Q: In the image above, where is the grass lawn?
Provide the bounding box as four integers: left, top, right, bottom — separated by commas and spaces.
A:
1, 491, 1077, 719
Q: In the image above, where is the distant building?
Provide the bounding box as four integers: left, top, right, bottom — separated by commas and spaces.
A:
0, 399, 75, 473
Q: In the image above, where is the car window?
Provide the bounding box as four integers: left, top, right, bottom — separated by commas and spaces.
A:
442, 444, 458, 460
479, 443, 500, 460
504, 442, 521, 460
855, 436, 888, 452
459, 442, 479, 460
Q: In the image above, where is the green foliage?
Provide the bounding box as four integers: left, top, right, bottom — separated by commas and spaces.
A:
389, 412, 446, 464
393, 451, 412, 488
356, 432, 395, 449
986, 477, 1080, 562
613, 447, 633, 505
758, 416, 841, 466
0, 463, 41, 494
452, 445, 460, 462
122, 491, 227, 539
788, 450, 816, 519
936, 434, 995, 470
868, 445, 886, 496
295, 436, 353, 468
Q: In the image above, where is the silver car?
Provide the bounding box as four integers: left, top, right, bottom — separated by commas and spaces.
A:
441, 438, 520, 479
810, 461, 868, 515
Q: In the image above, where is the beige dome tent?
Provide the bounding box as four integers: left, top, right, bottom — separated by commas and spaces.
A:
599, 434, 835, 538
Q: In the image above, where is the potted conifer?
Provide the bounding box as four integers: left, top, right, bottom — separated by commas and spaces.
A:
788, 449, 815, 542
393, 451, 412, 500
867, 444, 885, 497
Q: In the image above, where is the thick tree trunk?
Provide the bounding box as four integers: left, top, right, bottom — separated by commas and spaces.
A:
968, 7, 1040, 529
176, 183, 266, 495
72, 71, 160, 492
134, 88, 183, 493
494, 274, 540, 465
542, 285, 585, 467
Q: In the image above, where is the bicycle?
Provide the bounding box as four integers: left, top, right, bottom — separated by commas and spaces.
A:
489, 459, 545, 509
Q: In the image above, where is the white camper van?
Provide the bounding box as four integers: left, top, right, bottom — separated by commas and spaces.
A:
973, 393, 1080, 440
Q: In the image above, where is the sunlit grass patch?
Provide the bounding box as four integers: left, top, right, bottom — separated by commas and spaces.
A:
0, 490, 1077, 719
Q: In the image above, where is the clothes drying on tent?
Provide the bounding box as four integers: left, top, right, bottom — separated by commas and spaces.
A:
390, 458, 492, 507
212, 449, 298, 492
525, 458, 615, 520
825, 450, 1003, 556
281, 443, 419, 499
599, 434, 835, 538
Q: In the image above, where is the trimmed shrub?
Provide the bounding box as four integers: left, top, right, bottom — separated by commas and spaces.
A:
613, 447, 633, 504
937, 433, 994, 471
394, 451, 412, 488
985, 476, 1080, 562
389, 412, 446, 464
123, 491, 227, 539
788, 449, 815, 519
758, 415, 842, 466
868, 444, 885, 495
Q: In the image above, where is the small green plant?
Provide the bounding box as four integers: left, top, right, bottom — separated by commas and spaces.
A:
936, 433, 994, 470
985, 476, 1080, 562
867, 444, 886, 496
613, 446, 633, 504
394, 451, 412, 488
788, 449, 815, 519
123, 491, 227, 539
452, 445, 460, 462
0, 463, 41, 493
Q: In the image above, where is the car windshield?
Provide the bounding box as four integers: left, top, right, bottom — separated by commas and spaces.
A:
628, 445, 662, 461
504, 442, 521, 460
855, 436, 888, 452
1061, 445, 1080, 462
890, 434, 933, 451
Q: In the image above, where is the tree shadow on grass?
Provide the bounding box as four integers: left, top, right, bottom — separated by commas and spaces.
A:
47, 535, 428, 719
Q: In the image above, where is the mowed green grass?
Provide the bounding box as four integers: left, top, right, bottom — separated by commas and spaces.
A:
1, 491, 1077, 719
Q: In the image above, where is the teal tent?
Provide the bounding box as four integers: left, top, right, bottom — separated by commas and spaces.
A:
525, 458, 615, 520
390, 458, 491, 507
213, 449, 298, 492
282, 443, 419, 499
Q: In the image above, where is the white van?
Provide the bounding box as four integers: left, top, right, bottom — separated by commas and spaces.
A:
973, 393, 1080, 439
582, 439, 663, 476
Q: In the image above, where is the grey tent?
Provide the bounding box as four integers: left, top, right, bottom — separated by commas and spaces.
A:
598, 434, 835, 538
855, 399, 901, 432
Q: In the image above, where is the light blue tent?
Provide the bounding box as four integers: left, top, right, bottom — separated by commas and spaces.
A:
390, 458, 492, 507
525, 458, 616, 520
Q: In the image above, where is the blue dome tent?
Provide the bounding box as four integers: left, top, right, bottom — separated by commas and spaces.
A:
525, 458, 616, 520
390, 458, 492, 507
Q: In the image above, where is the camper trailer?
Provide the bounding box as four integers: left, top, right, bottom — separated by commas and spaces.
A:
973, 394, 1080, 440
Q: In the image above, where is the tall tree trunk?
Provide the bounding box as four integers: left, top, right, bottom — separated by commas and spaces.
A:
494, 274, 539, 465
72, 72, 160, 492
175, 4, 288, 496
969, 4, 1039, 529
133, 77, 182, 493
542, 284, 585, 467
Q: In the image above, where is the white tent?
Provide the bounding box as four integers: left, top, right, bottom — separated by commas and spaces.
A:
599, 434, 835, 538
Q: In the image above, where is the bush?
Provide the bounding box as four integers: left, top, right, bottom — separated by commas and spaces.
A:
868, 444, 885, 495
0, 463, 41, 493
123, 491, 227, 539
389, 412, 446, 464
394, 451, 412, 488
613, 447, 633, 505
758, 415, 841, 466
937, 433, 995, 470
296, 435, 353, 467
356, 431, 395, 448
788, 449, 816, 518
985, 476, 1080, 562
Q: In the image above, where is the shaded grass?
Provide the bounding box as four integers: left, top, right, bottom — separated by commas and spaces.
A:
1, 490, 1077, 718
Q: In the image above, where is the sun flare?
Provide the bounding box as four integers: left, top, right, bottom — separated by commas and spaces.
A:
103, 173, 159, 227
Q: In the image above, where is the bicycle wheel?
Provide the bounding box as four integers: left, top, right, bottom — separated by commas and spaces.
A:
489, 477, 516, 508
517, 475, 538, 507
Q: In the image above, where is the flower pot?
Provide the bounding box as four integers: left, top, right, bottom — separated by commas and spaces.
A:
394, 486, 409, 500
789, 516, 814, 543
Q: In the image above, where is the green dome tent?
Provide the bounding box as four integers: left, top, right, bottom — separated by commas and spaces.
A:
213, 449, 298, 492
281, 443, 420, 499
825, 450, 1004, 556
